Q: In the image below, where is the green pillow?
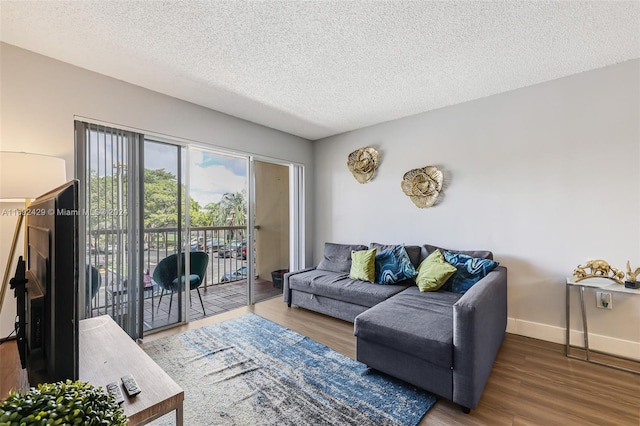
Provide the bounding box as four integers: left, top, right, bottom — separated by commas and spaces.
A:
415, 249, 457, 292
349, 248, 377, 282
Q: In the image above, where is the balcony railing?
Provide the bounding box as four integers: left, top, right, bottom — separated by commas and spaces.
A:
85, 226, 251, 319
143, 225, 250, 288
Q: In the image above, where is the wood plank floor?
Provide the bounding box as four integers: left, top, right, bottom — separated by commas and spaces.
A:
0, 340, 29, 400
3, 297, 639, 425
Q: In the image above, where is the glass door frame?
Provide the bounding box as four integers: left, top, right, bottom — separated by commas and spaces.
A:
246, 157, 255, 306
248, 156, 305, 305
143, 138, 189, 333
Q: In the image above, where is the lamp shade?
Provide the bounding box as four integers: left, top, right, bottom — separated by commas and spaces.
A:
0, 152, 67, 201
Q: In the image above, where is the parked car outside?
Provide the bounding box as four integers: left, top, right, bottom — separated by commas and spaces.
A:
184, 240, 199, 251
220, 266, 248, 283
217, 245, 234, 258
123, 241, 150, 252
199, 238, 224, 252
217, 241, 244, 258
232, 242, 247, 259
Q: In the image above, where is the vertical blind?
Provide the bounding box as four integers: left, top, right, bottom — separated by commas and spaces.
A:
75, 121, 142, 339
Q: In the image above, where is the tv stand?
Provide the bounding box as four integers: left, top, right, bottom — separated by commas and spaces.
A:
79, 316, 183, 425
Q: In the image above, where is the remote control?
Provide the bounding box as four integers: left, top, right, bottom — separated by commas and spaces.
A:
121, 374, 141, 397
106, 382, 125, 404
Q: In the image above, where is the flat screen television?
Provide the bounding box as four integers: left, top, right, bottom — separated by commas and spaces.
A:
18, 179, 80, 384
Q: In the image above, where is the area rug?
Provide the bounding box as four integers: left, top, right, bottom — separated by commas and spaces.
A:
143, 313, 436, 425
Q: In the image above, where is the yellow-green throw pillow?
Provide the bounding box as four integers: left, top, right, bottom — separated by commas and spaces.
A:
415, 249, 457, 292
349, 248, 377, 282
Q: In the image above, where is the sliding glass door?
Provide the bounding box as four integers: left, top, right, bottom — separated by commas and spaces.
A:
185, 147, 249, 317
141, 140, 186, 331
77, 126, 189, 337
77, 120, 305, 338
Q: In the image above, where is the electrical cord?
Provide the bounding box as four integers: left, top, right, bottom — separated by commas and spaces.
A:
0, 316, 19, 345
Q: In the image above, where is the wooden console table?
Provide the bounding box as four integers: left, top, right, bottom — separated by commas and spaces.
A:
79, 316, 184, 425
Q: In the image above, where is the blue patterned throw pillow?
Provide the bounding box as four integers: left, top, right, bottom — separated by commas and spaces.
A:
375, 245, 417, 285
442, 251, 498, 294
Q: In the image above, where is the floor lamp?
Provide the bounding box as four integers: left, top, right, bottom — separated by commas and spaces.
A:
0, 152, 66, 318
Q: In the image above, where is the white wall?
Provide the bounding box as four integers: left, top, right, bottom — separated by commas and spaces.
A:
314, 60, 640, 358
0, 43, 315, 336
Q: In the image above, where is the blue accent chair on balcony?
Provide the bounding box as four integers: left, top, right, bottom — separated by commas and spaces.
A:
153, 251, 209, 318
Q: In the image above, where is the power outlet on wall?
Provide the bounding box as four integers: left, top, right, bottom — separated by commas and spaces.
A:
596, 292, 613, 309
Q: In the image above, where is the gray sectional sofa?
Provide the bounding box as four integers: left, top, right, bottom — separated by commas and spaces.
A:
283, 242, 507, 412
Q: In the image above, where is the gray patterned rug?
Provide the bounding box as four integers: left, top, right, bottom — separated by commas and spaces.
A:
144, 313, 436, 425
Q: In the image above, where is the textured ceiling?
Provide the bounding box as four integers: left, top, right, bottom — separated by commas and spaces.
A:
1, 1, 638, 140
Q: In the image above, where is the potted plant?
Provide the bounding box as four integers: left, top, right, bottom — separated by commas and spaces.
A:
0, 380, 126, 425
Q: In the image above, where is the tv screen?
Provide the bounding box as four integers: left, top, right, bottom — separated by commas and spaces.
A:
24, 179, 79, 384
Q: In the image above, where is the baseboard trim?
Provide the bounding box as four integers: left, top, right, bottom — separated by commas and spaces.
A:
506, 318, 640, 361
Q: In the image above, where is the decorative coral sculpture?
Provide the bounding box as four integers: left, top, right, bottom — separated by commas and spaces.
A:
347, 146, 379, 183
400, 166, 443, 208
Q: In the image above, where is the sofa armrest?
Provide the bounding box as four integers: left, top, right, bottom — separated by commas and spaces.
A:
452, 266, 507, 409
283, 267, 317, 305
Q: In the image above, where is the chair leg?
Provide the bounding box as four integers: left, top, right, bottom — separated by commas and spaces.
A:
157, 289, 165, 314
168, 291, 174, 319
196, 288, 206, 315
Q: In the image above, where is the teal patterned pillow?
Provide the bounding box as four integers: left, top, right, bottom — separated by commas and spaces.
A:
375, 245, 417, 285
442, 251, 498, 294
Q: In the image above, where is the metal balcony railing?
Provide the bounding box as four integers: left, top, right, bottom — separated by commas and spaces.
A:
85, 225, 251, 317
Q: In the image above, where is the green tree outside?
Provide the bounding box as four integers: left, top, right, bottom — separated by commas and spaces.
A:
88, 167, 245, 234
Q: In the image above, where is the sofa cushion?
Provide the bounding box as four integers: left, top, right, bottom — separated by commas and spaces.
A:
317, 242, 368, 273
349, 248, 377, 282
355, 286, 462, 369
288, 269, 409, 307
415, 249, 457, 292
421, 244, 493, 263
370, 243, 422, 268
442, 251, 499, 294
374, 245, 418, 284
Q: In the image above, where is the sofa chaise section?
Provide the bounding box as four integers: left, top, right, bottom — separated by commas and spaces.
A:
354, 265, 508, 411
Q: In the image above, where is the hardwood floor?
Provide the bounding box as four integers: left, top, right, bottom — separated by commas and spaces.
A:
3, 297, 639, 425
0, 339, 29, 399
